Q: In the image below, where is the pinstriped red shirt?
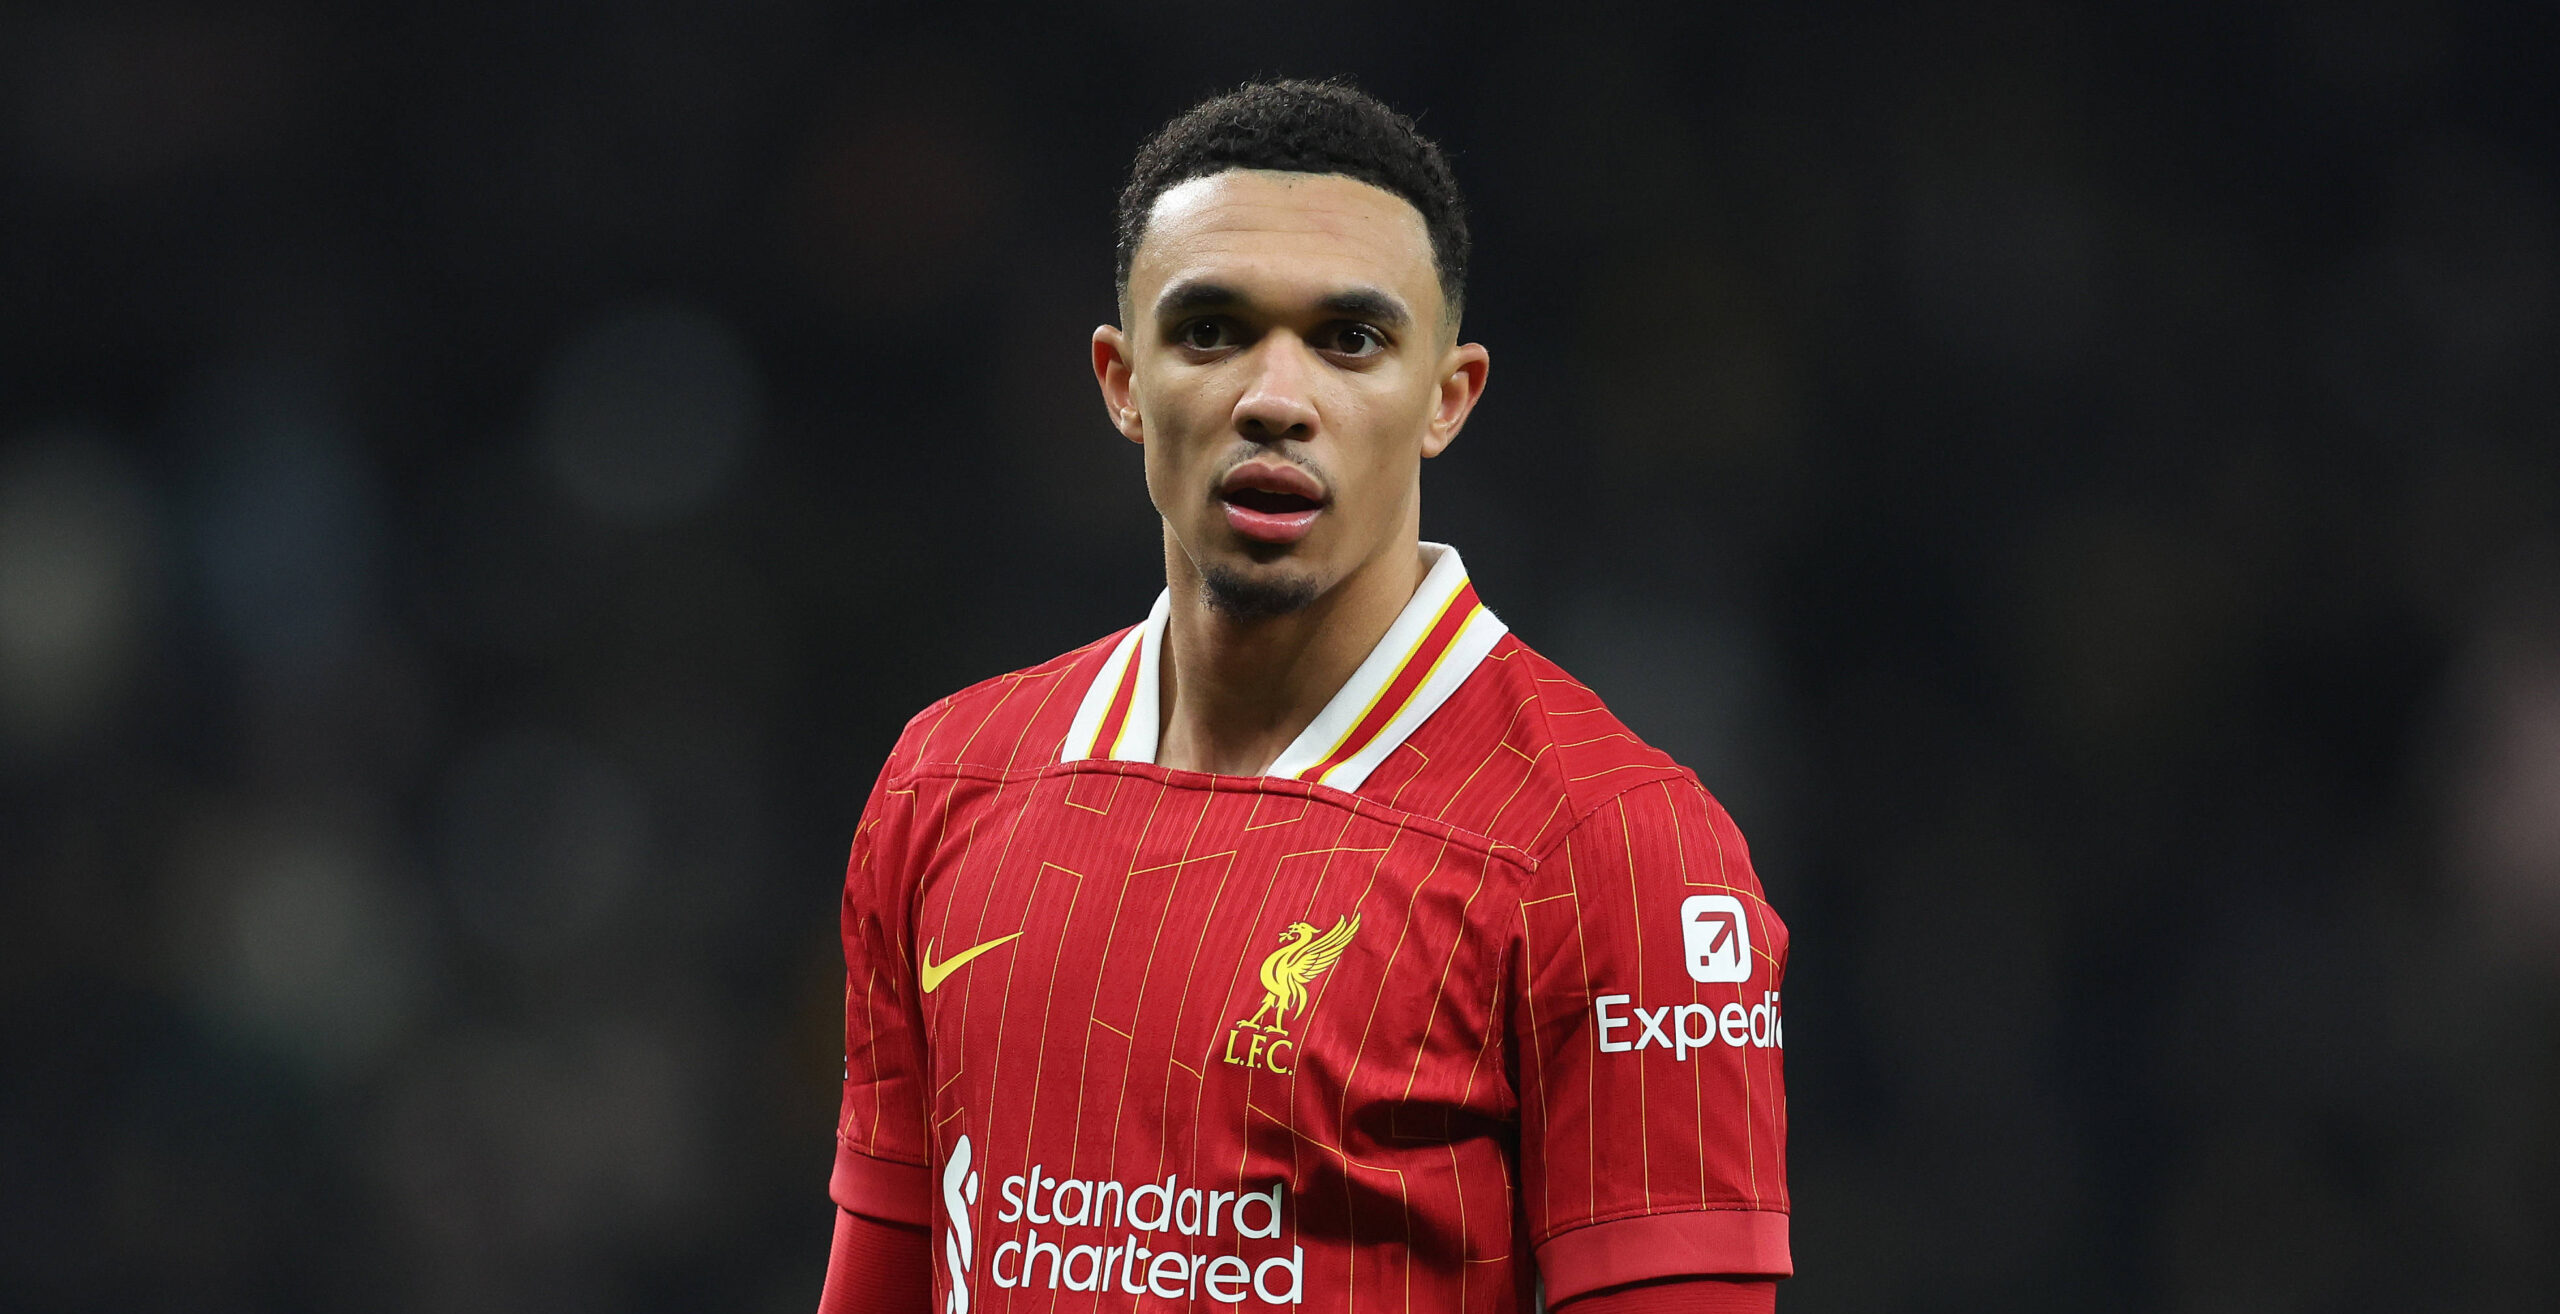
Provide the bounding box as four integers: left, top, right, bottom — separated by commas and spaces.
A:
834, 545, 1790, 1312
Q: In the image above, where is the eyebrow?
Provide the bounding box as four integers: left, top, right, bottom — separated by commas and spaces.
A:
1316, 288, 1411, 329
1153, 279, 1413, 330
1154, 280, 1242, 318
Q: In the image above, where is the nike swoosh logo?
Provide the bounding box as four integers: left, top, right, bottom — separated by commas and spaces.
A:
918, 932, 1023, 994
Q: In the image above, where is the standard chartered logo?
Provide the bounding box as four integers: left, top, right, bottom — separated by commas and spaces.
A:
942, 1136, 982, 1313
1593, 990, 1784, 1058
986, 1165, 1302, 1305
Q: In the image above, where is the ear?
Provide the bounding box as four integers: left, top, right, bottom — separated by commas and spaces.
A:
1421, 342, 1490, 459
1092, 325, 1144, 443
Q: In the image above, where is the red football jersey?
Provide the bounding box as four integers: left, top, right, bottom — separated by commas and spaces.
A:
833, 545, 1790, 1312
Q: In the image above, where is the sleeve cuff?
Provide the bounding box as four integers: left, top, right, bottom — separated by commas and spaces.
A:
830, 1140, 931, 1227
1536, 1210, 1793, 1303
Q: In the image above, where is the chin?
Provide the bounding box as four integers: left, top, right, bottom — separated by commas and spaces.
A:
1198, 557, 1325, 622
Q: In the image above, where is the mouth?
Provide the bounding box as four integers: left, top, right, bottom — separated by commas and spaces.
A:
1216, 462, 1327, 546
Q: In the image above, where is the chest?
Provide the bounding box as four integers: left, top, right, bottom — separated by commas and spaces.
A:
903, 767, 1526, 1157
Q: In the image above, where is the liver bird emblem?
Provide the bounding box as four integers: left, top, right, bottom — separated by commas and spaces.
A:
1240, 914, 1360, 1034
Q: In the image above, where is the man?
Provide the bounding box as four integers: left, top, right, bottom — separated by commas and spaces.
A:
815, 80, 1790, 1313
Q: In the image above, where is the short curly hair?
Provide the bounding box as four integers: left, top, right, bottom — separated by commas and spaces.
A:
1115, 79, 1469, 326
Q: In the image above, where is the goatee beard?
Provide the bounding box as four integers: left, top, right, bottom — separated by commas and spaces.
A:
1199, 563, 1321, 622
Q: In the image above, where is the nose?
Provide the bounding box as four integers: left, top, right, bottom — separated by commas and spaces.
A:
1231, 335, 1321, 443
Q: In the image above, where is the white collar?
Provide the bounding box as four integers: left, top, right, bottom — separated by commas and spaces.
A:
1060, 542, 1507, 793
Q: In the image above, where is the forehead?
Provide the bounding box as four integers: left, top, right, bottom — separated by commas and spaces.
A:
1130, 170, 1440, 316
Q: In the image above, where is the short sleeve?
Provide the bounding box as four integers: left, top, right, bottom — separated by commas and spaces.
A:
832, 760, 933, 1227
1513, 776, 1791, 1303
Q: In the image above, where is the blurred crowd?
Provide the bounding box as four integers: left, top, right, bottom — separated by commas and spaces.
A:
4, 3, 2555, 1311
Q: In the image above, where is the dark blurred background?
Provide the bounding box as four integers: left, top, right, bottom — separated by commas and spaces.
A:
5, 2, 2557, 1310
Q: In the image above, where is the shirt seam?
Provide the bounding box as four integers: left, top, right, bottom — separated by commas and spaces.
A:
1522, 766, 1704, 867
1538, 1199, 1794, 1247
883, 757, 1540, 875
834, 1136, 927, 1171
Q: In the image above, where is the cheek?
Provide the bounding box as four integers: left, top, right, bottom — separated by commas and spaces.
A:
1138, 436, 1181, 512
1135, 369, 1225, 448
1134, 390, 1221, 512
1346, 389, 1432, 485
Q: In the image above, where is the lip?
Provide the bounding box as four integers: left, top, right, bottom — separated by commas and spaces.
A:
1216, 461, 1328, 545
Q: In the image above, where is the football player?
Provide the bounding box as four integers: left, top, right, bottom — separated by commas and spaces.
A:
815, 79, 1791, 1314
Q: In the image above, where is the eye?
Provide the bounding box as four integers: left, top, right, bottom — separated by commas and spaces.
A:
1178, 318, 1235, 351
1328, 324, 1386, 358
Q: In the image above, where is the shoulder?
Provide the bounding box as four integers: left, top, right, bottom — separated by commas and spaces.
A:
1387, 633, 1748, 864
1493, 636, 1692, 829
1471, 643, 1783, 962
879, 630, 1125, 782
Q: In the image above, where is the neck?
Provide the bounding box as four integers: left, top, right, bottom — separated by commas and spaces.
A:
1155, 535, 1428, 776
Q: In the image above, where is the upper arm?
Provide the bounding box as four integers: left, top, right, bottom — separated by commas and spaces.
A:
1513, 776, 1792, 1304
833, 758, 933, 1226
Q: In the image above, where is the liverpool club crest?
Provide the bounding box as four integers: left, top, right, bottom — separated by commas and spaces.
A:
1222, 914, 1359, 1074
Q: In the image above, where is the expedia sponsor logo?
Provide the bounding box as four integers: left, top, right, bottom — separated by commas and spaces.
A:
1221, 914, 1358, 1075
988, 1166, 1302, 1305
1680, 894, 1752, 983
1594, 991, 1784, 1058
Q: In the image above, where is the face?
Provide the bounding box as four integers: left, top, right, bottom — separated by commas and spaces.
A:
1093, 170, 1488, 617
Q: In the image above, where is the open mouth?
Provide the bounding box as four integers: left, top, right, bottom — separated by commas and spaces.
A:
1217, 463, 1328, 545
1222, 486, 1323, 516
